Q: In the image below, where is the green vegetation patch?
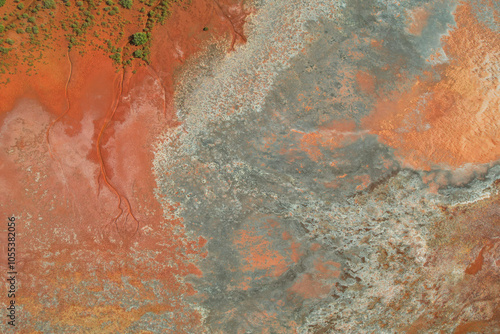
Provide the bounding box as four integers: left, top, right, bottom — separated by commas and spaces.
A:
132, 49, 142, 58
43, 0, 56, 9
0, 46, 12, 54
130, 32, 147, 45
119, 0, 132, 9
0, 0, 189, 77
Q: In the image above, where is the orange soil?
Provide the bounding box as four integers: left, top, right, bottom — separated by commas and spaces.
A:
0, 0, 250, 331
363, 3, 500, 170
288, 257, 341, 300
234, 218, 301, 278
406, 5, 430, 36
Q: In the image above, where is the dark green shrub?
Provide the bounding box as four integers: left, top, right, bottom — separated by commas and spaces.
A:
43, 0, 56, 9
133, 49, 143, 58
0, 46, 11, 54
130, 32, 147, 45
119, 0, 132, 9
109, 52, 121, 63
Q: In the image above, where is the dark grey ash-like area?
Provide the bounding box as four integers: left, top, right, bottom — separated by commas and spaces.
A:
153, 0, 499, 332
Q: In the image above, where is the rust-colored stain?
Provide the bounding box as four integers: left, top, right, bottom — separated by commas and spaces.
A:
233, 218, 302, 278
234, 227, 291, 276
288, 273, 332, 299
356, 70, 376, 94
465, 239, 498, 275
406, 5, 430, 36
